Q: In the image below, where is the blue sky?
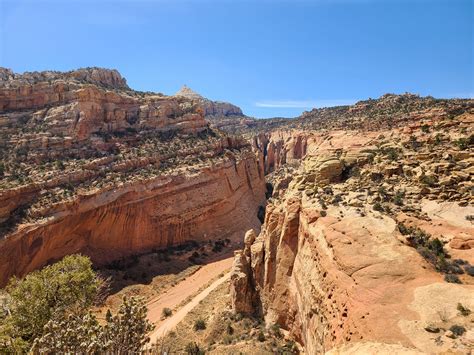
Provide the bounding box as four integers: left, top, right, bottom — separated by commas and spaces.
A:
1, 0, 472, 118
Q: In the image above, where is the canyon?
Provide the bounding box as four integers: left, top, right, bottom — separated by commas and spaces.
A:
0, 67, 265, 286
0, 67, 473, 354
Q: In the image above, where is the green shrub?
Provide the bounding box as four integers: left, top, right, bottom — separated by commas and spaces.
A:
373, 202, 384, 212
31, 297, 154, 353
444, 274, 461, 284
185, 341, 205, 355
405, 228, 464, 277
457, 303, 471, 316
420, 174, 437, 187
257, 330, 266, 342
465, 265, 474, 276
455, 138, 468, 150
449, 325, 466, 337
162, 307, 172, 318
384, 147, 399, 161
2, 255, 105, 350
194, 318, 206, 331
393, 190, 405, 206
270, 323, 282, 338
397, 222, 414, 236
54, 160, 65, 171
277, 340, 298, 354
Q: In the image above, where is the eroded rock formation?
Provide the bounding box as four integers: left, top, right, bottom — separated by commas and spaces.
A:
0, 67, 266, 286
231, 106, 474, 353
175, 85, 243, 117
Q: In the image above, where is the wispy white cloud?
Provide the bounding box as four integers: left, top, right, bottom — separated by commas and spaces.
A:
255, 99, 357, 109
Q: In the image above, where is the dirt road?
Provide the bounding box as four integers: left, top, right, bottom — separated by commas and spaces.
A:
147, 256, 233, 345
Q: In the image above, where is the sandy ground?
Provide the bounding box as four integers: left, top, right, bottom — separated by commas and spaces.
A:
147, 256, 234, 345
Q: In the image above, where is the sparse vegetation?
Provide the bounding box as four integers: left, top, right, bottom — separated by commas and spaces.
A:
444, 274, 461, 284
457, 303, 471, 316
373, 202, 384, 212
454, 136, 474, 150
393, 190, 405, 206
162, 307, 173, 318
31, 296, 154, 353
382, 147, 399, 161
449, 325, 466, 337
270, 323, 282, 338
465, 265, 474, 276
185, 342, 205, 355
399, 224, 465, 281
420, 174, 437, 187
194, 318, 206, 331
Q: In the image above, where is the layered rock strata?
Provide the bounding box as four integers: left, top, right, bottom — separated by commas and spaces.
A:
0, 67, 266, 286
231, 111, 474, 353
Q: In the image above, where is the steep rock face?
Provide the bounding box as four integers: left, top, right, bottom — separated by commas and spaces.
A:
0, 68, 210, 225
231, 116, 474, 353
237, 193, 473, 354
0, 68, 267, 286
230, 230, 258, 315
253, 129, 378, 174
0, 150, 265, 286
0, 73, 206, 139
253, 130, 309, 174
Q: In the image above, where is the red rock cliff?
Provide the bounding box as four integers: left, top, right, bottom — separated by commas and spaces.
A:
0, 67, 266, 286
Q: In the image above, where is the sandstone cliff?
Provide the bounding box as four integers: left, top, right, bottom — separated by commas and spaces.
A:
175, 85, 243, 117
231, 109, 474, 353
0, 149, 265, 286
0, 67, 266, 286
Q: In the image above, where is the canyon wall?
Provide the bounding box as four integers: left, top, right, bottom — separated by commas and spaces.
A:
231, 118, 474, 353
0, 67, 266, 286
233, 186, 474, 354
0, 150, 265, 286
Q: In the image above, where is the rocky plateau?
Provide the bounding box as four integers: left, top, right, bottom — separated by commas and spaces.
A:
230, 95, 474, 354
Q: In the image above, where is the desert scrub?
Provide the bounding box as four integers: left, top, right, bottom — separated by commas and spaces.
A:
194, 318, 206, 331
393, 190, 405, 206
162, 307, 172, 319
444, 274, 461, 284
400, 224, 465, 280
31, 296, 153, 354
185, 342, 205, 355
449, 325, 466, 337
420, 174, 437, 187
457, 303, 471, 316
372, 202, 384, 212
